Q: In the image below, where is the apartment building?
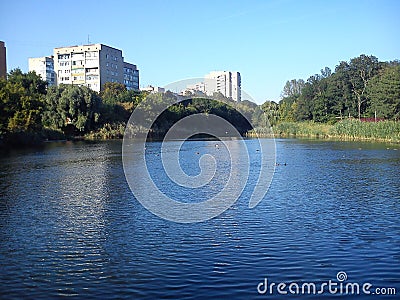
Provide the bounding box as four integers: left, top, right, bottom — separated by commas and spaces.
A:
28, 56, 56, 86
182, 71, 241, 101
205, 71, 241, 102
123, 62, 139, 91
0, 41, 6, 78
53, 43, 139, 92
141, 85, 166, 93
184, 82, 206, 95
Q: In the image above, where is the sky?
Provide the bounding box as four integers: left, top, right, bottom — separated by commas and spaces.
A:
0, 0, 399, 104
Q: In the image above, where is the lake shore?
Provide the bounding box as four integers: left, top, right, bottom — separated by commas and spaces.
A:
2, 119, 400, 150
248, 120, 400, 144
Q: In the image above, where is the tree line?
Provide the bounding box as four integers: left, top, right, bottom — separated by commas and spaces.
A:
0, 69, 256, 145
0, 54, 398, 146
263, 54, 400, 125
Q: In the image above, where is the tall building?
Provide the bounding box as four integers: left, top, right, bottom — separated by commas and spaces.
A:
123, 62, 139, 90
182, 71, 241, 101
53, 43, 139, 92
205, 71, 241, 102
0, 41, 6, 78
28, 56, 56, 86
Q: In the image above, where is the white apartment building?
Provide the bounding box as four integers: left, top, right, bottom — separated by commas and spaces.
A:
53, 43, 139, 92
184, 82, 206, 95
28, 56, 56, 86
205, 71, 241, 102
141, 85, 166, 93
182, 71, 241, 101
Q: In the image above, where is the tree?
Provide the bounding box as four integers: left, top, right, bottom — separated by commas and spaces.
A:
281, 79, 305, 98
43, 85, 101, 133
100, 82, 127, 104
366, 65, 400, 120
261, 100, 279, 126
0, 69, 46, 134
347, 55, 381, 119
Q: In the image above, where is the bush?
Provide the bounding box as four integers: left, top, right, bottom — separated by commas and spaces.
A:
85, 123, 126, 140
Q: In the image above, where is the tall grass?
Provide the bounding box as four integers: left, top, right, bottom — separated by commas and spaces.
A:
273, 122, 331, 138
85, 123, 126, 139
249, 120, 400, 143
330, 119, 400, 142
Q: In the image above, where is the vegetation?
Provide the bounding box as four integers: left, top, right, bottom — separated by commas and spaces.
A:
0, 53, 399, 147
270, 55, 400, 123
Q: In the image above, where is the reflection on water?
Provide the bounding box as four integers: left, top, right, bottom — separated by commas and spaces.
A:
0, 139, 399, 299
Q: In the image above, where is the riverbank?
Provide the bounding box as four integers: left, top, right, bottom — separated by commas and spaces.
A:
248, 120, 400, 143
2, 120, 400, 149
0, 129, 66, 149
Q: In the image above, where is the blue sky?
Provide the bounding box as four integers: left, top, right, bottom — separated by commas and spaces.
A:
1, 0, 399, 104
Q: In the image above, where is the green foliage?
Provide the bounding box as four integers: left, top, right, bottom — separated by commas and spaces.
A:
274, 121, 331, 137
0, 69, 46, 134
260, 101, 279, 126
2, 54, 399, 147
43, 84, 101, 133
270, 120, 400, 142
366, 65, 400, 120
85, 123, 126, 139
331, 119, 400, 141
267, 55, 399, 126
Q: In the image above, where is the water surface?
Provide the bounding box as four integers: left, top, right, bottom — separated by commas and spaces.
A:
0, 139, 399, 299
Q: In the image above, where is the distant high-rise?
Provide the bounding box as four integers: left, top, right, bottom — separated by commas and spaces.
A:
29, 56, 56, 86
53, 43, 139, 92
182, 71, 241, 102
0, 41, 6, 78
205, 71, 241, 102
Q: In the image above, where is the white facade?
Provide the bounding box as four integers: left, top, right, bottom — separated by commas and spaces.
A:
141, 85, 165, 93
204, 71, 241, 102
182, 71, 241, 101
184, 82, 206, 95
28, 56, 56, 86
53, 43, 139, 92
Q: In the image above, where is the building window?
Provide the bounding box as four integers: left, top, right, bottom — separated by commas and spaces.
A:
58, 54, 70, 60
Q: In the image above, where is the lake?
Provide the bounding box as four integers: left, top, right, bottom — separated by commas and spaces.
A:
0, 139, 399, 299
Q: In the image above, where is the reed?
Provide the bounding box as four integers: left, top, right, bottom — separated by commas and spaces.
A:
330, 119, 400, 142
249, 120, 400, 143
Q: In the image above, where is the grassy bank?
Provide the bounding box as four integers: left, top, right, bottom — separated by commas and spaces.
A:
249, 120, 400, 143
85, 123, 126, 140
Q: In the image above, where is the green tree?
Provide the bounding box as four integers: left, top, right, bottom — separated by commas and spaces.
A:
43, 84, 101, 133
366, 65, 400, 120
100, 82, 127, 104
261, 100, 279, 126
0, 69, 46, 134
281, 79, 305, 98
347, 55, 381, 119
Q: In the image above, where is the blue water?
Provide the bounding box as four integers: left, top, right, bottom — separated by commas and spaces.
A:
0, 139, 399, 299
